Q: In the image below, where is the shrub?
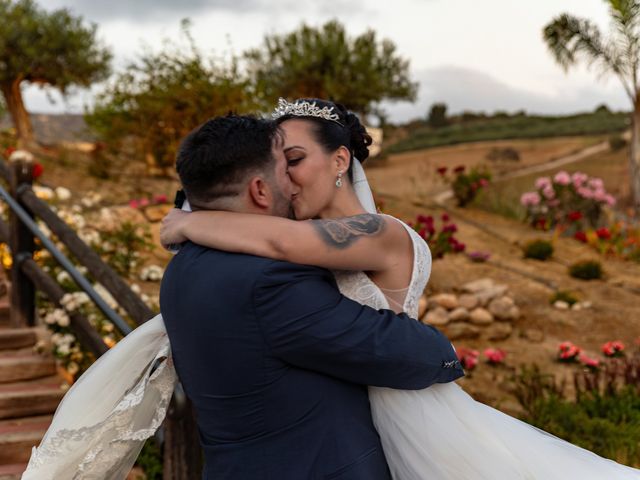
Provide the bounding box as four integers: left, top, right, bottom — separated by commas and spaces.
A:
513, 360, 640, 466
411, 213, 465, 259
523, 239, 553, 260
437, 165, 491, 207
485, 147, 520, 162
569, 260, 603, 280
550, 290, 578, 306
609, 134, 627, 152
520, 171, 615, 233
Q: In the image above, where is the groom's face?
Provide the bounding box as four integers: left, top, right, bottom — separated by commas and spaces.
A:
268, 144, 298, 219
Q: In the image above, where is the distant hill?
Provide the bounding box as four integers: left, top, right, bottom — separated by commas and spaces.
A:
0, 113, 95, 146
384, 110, 630, 155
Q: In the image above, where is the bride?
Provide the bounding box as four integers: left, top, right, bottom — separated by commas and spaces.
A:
23, 98, 640, 479
159, 98, 640, 479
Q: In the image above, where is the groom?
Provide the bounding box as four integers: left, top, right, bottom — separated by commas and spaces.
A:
160, 114, 463, 479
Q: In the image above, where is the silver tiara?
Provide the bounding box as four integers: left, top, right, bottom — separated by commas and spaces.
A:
271, 98, 344, 126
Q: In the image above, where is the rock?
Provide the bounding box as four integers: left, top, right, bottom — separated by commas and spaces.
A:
458, 294, 479, 310
431, 293, 459, 310
445, 323, 481, 340
462, 278, 495, 293
522, 328, 544, 343
475, 285, 509, 306
488, 296, 518, 321
483, 322, 513, 341
507, 306, 520, 321
448, 307, 470, 322
571, 303, 582, 311
469, 308, 494, 325
424, 307, 449, 326
553, 300, 569, 310
418, 296, 429, 319
580, 301, 592, 309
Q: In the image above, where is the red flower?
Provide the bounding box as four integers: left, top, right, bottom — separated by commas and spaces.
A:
484, 348, 506, 364
32, 162, 44, 179
456, 347, 479, 370
579, 354, 600, 370
453, 242, 466, 252
558, 341, 581, 362
441, 213, 450, 222
417, 214, 434, 225
436, 167, 447, 176
442, 224, 458, 233
602, 340, 625, 357
596, 227, 611, 240
129, 199, 140, 209
574, 231, 588, 243
154, 194, 168, 204
568, 211, 583, 222
479, 178, 489, 187
4, 146, 16, 158
453, 165, 466, 174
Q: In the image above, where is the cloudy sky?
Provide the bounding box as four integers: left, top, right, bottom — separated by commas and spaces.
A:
27, 0, 630, 122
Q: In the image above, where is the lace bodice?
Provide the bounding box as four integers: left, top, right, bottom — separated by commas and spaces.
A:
333, 217, 432, 319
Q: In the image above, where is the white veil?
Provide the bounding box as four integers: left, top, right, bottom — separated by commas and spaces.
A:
21, 160, 377, 480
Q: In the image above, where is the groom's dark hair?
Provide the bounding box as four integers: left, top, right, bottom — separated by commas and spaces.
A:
176, 114, 283, 207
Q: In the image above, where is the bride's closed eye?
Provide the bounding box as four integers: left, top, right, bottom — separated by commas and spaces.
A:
286, 157, 304, 168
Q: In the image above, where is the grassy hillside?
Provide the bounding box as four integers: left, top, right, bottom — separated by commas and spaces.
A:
385, 110, 629, 154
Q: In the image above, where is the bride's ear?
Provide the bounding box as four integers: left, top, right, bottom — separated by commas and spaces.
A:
248, 176, 271, 209
334, 146, 351, 174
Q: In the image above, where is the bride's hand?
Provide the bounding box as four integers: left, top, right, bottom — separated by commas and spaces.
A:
160, 208, 190, 248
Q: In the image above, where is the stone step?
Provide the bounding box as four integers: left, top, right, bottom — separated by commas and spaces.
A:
0, 415, 51, 465
0, 330, 37, 352
0, 356, 56, 384
0, 463, 27, 480
0, 381, 65, 420
0, 302, 9, 328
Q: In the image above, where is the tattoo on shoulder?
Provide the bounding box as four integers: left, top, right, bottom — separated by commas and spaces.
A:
313, 214, 385, 249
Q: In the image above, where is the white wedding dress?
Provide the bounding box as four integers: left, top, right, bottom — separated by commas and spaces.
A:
22, 160, 640, 479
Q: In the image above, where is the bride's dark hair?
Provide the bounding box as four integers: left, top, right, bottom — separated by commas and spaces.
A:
274, 98, 373, 181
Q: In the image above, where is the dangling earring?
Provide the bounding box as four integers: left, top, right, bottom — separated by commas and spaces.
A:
336, 171, 343, 188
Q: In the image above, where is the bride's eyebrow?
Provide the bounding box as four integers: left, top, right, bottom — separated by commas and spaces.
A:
284, 146, 305, 153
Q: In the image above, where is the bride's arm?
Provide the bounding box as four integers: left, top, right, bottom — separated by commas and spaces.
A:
161, 209, 410, 271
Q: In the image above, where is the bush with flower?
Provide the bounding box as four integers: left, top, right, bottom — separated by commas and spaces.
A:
557, 341, 581, 363
520, 171, 615, 232
437, 165, 491, 207
484, 347, 506, 365
573, 220, 640, 262
410, 213, 466, 259
456, 347, 479, 371
602, 340, 625, 358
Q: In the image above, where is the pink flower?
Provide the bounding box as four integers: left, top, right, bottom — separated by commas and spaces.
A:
577, 187, 594, 199
484, 348, 506, 364
593, 189, 607, 202
129, 199, 139, 209
456, 347, 479, 371
588, 178, 604, 190
602, 341, 625, 357
478, 178, 489, 188
604, 194, 617, 207
542, 186, 555, 200
571, 172, 588, 187
154, 194, 168, 204
553, 171, 571, 186
579, 354, 600, 370
535, 177, 552, 190
138, 198, 150, 207
558, 341, 581, 362
520, 192, 541, 207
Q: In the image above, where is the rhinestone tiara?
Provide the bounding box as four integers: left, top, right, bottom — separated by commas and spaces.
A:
271, 98, 344, 126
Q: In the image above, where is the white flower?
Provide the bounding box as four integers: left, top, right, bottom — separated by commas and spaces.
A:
79, 229, 100, 246
61, 292, 90, 312
33, 185, 55, 201
140, 265, 164, 282
44, 312, 57, 325
56, 311, 70, 327
55, 187, 72, 201
102, 322, 114, 333
66, 362, 79, 376
130, 283, 141, 294
71, 205, 82, 213
57, 344, 70, 356
93, 283, 118, 309
56, 270, 71, 284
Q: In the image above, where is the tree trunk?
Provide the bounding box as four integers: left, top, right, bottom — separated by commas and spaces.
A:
631, 99, 640, 211
0, 78, 36, 150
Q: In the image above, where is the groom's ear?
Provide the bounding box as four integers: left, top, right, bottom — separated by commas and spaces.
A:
247, 176, 271, 210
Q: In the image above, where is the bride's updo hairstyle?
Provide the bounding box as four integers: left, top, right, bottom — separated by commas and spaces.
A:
272, 98, 373, 181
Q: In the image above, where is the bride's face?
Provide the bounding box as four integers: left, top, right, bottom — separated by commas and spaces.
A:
281, 119, 341, 220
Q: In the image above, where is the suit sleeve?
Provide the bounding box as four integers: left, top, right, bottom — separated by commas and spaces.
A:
252, 261, 464, 390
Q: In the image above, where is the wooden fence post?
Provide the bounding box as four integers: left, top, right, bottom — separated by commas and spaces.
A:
163, 390, 203, 479
8, 160, 35, 327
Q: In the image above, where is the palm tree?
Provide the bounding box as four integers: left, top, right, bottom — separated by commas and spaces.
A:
543, 0, 640, 209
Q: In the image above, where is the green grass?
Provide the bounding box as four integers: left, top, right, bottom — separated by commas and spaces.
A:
385, 111, 630, 155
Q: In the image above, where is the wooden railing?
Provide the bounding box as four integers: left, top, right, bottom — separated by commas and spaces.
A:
0, 157, 202, 478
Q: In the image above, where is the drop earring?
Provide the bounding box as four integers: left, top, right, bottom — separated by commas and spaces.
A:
336, 171, 343, 188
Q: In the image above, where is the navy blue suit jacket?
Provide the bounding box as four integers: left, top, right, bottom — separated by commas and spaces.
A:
160, 242, 463, 479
